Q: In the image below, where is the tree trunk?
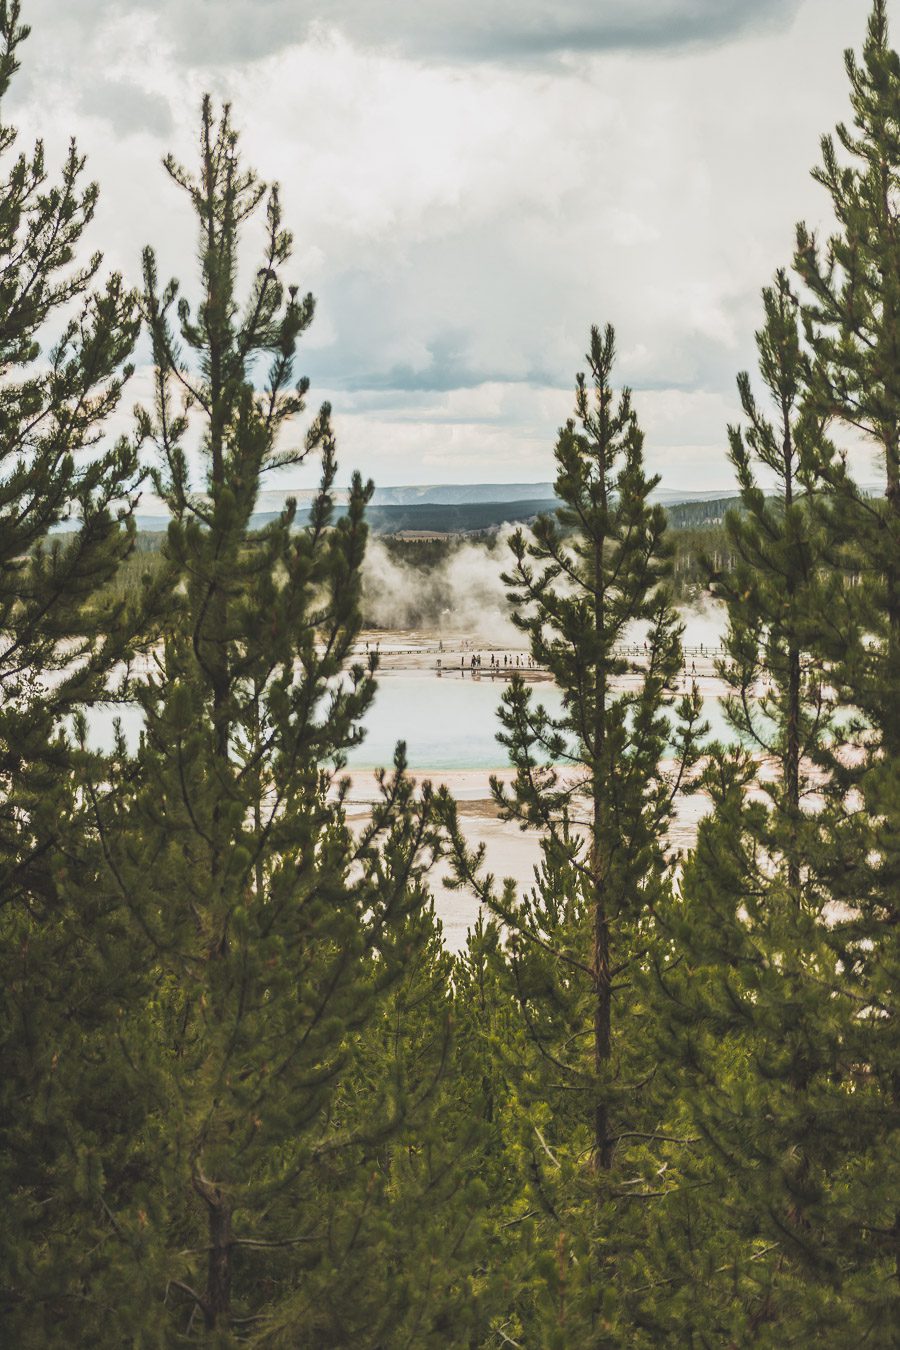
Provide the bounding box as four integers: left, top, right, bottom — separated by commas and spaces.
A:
591, 524, 612, 1171
783, 414, 801, 897
592, 858, 612, 1171
194, 1173, 232, 1331
884, 422, 900, 757
785, 637, 802, 896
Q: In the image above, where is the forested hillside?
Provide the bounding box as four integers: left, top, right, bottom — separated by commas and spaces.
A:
105, 511, 737, 618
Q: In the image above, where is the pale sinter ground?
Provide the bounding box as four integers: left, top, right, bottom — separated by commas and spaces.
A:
346, 621, 729, 952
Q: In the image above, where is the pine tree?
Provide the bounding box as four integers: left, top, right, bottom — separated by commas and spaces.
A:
795, 0, 900, 720
262, 906, 496, 1347
0, 2, 146, 1338
792, 0, 900, 944
787, 0, 900, 1326
646, 272, 878, 1341
0, 0, 140, 909
715, 270, 835, 882
647, 11, 900, 1335
75, 100, 459, 1342
441, 325, 704, 1342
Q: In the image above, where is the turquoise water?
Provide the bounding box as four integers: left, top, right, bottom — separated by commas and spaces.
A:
84, 673, 732, 770
346, 672, 731, 771
348, 672, 547, 770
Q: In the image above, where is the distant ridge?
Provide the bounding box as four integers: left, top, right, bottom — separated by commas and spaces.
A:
129, 495, 737, 537
96, 481, 886, 536
129, 481, 735, 524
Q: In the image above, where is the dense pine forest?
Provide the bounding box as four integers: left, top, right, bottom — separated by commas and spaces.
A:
1, 0, 899, 1344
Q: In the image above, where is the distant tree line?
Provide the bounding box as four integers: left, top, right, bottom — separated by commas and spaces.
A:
106, 517, 737, 622
1, 2, 898, 1345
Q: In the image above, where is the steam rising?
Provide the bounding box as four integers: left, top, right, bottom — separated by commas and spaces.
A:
362, 532, 522, 643
361, 530, 727, 650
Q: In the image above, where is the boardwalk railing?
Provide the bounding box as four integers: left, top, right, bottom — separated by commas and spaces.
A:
351, 643, 726, 673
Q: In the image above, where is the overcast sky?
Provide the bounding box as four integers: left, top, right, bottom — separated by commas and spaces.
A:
6, 0, 878, 491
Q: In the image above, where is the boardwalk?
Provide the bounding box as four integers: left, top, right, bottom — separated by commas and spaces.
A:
355, 639, 725, 676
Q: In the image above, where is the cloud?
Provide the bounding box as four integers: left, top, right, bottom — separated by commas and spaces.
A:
13, 0, 804, 72
320, 0, 803, 62
78, 77, 173, 139
311, 381, 738, 492
0, 0, 861, 494
326, 330, 559, 395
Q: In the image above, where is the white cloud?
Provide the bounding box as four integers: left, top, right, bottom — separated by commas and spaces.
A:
14, 0, 804, 70
1, 0, 872, 492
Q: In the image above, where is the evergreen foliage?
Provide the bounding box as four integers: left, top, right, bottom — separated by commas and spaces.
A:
66, 101, 462, 1342
649, 272, 874, 1340
0, 0, 141, 909
792, 0, 900, 1326
717, 270, 834, 862
795, 0, 900, 727
442, 326, 704, 1341
0, 3, 147, 1338
649, 7, 900, 1336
